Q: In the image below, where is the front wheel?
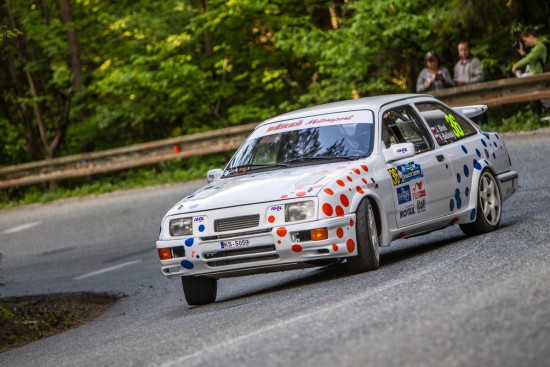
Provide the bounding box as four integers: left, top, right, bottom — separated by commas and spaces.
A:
181, 276, 217, 306
347, 197, 380, 274
460, 170, 502, 236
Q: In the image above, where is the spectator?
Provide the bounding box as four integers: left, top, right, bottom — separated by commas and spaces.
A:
416, 51, 454, 92
453, 41, 484, 86
512, 27, 547, 76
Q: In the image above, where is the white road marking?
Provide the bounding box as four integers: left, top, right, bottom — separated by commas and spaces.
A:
2, 221, 43, 234
74, 260, 143, 280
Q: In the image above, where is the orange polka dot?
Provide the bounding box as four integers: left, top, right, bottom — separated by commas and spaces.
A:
332, 244, 339, 251
362, 178, 368, 184
336, 179, 345, 187
276, 227, 287, 237
356, 186, 364, 194
361, 164, 368, 172
346, 176, 353, 182
346, 239, 356, 253
336, 228, 344, 238
353, 168, 361, 174
340, 194, 349, 207
281, 194, 288, 199
349, 219, 354, 226
295, 185, 305, 189
324, 188, 334, 195
268, 215, 275, 223
296, 192, 306, 197
322, 203, 334, 216
335, 206, 345, 216
292, 244, 303, 252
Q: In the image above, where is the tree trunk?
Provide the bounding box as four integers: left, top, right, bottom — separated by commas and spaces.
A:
58, 0, 82, 91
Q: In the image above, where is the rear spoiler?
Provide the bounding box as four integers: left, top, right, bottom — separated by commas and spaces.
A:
453, 105, 488, 124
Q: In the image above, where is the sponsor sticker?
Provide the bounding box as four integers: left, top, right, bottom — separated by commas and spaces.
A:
396, 185, 412, 205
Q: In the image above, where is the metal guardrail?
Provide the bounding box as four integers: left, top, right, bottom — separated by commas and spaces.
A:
0, 123, 256, 189
1, 73, 549, 190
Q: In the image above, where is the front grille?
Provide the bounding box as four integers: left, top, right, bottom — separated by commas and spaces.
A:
201, 228, 270, 241
215, 214, 260, 232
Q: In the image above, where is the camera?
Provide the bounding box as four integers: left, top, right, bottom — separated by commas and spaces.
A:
435, 72, 444, 81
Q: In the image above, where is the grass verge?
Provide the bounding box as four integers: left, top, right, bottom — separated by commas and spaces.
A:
0, 292, 119, 353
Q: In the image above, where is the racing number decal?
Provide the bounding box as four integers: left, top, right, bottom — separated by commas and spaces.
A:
387, 168, 401, 186
445, 114, 464, 138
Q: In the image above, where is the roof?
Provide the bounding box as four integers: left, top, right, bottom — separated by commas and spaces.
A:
258, 93, 433, 127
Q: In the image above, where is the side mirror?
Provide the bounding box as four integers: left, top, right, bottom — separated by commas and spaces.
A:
384, 143, 415, 163
206, 168, 223, 183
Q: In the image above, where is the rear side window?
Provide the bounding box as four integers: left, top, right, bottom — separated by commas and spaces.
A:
415, 102, 477, 145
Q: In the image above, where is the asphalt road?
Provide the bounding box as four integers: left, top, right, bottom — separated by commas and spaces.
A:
0, 132, 549, 367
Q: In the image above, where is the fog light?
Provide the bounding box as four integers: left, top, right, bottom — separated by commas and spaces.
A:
310, 228, 328, 241
158, 248, 173, 260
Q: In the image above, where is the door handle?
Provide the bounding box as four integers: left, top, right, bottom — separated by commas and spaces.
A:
436, 155, 445, 162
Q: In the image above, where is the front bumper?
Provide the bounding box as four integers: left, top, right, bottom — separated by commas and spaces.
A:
156, 214, 357, 278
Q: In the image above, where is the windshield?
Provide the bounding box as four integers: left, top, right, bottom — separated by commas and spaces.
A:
224, 122, 373, 176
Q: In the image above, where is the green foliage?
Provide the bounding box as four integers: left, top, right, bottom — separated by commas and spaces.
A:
485, 108, 550, 132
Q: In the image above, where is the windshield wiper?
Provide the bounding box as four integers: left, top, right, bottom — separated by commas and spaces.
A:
283, 155, 362, 164
224, 162, 290, 176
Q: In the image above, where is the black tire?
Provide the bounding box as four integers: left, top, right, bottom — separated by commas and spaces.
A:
347, 197, 380, 274
181, 276, 217, 306
460, 170, 502, 236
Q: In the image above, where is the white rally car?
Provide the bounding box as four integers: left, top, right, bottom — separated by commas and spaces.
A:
156, 94, 518, 305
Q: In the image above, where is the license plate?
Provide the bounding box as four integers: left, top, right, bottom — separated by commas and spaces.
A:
220, 239, 250, 249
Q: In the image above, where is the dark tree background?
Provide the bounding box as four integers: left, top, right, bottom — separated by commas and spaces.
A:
0, 0, 548, 165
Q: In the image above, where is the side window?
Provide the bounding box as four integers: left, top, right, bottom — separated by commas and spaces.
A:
381, 105, 433, 154
415, 102, 477, 145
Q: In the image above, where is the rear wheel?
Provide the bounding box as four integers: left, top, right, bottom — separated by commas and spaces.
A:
460, 170, 502, 236
347, 197, 380, 274
181, 276, 217, 306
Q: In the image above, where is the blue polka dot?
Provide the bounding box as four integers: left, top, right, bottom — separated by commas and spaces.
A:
481, 139, 487, 147
456, 173, 461, 183
484, 149, 489, 158
465, 187, 470, 197
159, 226, 162, 236
184, 238, 194, 247
187, 194, 195, 199
470, 208, 476, 221
463, 165, 470, 177
461, 145, 468, 154
189, 204, 199, 209
493, 142, 498, 147
196, 255, 200, 259
198, 224, 205, 232
476, 149, 481, 158
492, 153, 496, 159
456, 195, 462, 209
495, 134, 500, 140
484, 160, 489, 165
181, 260, 194, 269
473, 160, 482, 170
483, 133, 490, 139
450, 199, 455, 211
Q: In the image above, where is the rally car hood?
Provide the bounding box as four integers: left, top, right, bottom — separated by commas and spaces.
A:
166, 161, 370, 215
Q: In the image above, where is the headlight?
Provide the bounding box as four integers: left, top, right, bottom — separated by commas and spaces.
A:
285, 201, 315, 222
169, 217, 193, 237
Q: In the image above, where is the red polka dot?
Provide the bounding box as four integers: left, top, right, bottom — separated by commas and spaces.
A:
362, 178, 368, 184
346, 239, 356, 253
296, 192, 306, 197
295, 185, 305, 189
268, 215, 275, 223
336, 228, 344, 238
277, 240, 281, 244
349, 219, 354, 226
361, 164, 368, 172
276, 227, 287, 237
322, 203, 334, 216
332, 244, 339, 251
314, 184, 324, 188
281, 194, 288, 199
335, 206, 345, 216
324, 188, 334, 195
292, 244, 303, 252
336, 179, 345, 187
340, 194, 349, 207
353, 168, 361, 174
346, 176, 353, 182
356, 186, 364, 194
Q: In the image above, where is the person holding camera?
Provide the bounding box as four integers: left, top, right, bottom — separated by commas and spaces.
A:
512, 27, 547, 76
416, 51, 454, 92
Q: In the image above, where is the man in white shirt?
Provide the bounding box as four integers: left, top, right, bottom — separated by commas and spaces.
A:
453, 41, 484, 86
